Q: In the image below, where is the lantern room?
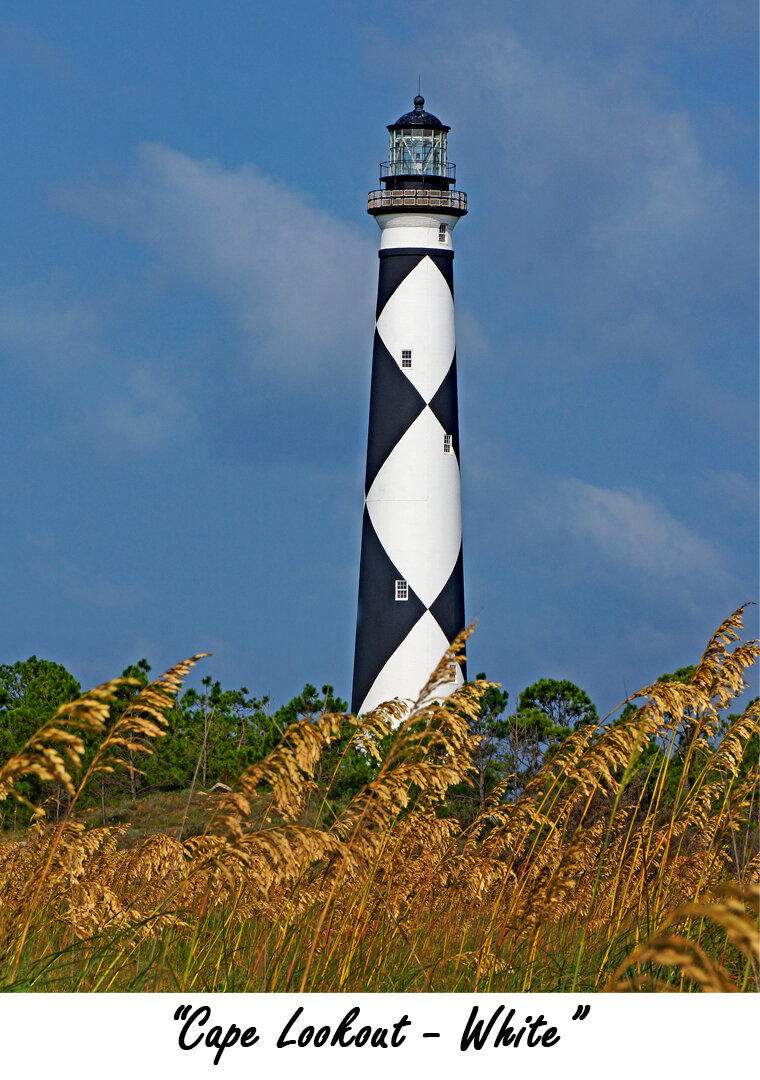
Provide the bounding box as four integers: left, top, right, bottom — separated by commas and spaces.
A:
380, 95, 455, 190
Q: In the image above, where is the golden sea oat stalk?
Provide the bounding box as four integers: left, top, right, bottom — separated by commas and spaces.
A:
8, 656, 208, 976
605, 884, 759, 992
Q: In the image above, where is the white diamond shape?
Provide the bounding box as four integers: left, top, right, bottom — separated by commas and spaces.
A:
359, 609, 461, 716
366, 407, 461, 608
376, 256, 455, 403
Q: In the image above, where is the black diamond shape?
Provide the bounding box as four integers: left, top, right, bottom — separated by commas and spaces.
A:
428, 544, 466, 679
365, 330, 426, 494
426, 251, 454, 298
352, 507, 427, 714
427, 352, 460, 460
376, 252, 426, 321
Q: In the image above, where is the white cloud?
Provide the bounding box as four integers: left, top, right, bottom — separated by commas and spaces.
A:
465, 455, 734, 593
0, 20, 68, 75
705, 470, 759, 514
375, 11, 752, 382
56, 144, 376, 383
66, 361, 194, 454
560, 478, 728, 581
0, 282, 101, 373
0, 281, 192, 454
457, 24, 744, 298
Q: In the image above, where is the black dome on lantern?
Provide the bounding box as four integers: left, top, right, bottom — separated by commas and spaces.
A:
387, 95, 450, 132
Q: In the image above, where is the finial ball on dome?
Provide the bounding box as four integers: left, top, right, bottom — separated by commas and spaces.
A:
388, 97, 449, 131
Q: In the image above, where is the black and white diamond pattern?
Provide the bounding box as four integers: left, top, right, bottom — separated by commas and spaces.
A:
352, 243, 465, 715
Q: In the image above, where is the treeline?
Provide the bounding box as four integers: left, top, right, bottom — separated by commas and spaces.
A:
0, 654, 755, 828
0, 656, 372, 825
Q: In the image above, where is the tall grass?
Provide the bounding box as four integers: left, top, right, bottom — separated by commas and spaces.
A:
0, 608, 757, 992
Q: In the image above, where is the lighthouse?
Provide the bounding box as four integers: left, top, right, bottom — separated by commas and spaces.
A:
352, 95, 468, 716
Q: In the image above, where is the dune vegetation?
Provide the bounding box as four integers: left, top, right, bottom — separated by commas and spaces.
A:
0, 607, 757, 992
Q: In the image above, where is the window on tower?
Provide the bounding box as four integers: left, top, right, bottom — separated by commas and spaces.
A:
401, 349, 412, 367
443, 434, 452, 454
439, 224, 447, 242
395, 579, 408, 601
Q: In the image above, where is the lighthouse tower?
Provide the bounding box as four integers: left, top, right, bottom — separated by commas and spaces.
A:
352, 96, 468, 716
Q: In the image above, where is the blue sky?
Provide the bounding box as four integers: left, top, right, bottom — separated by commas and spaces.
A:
1, 0, 757, 716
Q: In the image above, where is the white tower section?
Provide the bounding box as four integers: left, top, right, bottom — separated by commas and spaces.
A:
352, 97, 468, 717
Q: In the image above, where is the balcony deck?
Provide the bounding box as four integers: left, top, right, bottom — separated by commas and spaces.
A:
367, 189, 468, 216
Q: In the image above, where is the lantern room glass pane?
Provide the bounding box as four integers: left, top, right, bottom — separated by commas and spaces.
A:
388, 128, 447, 177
